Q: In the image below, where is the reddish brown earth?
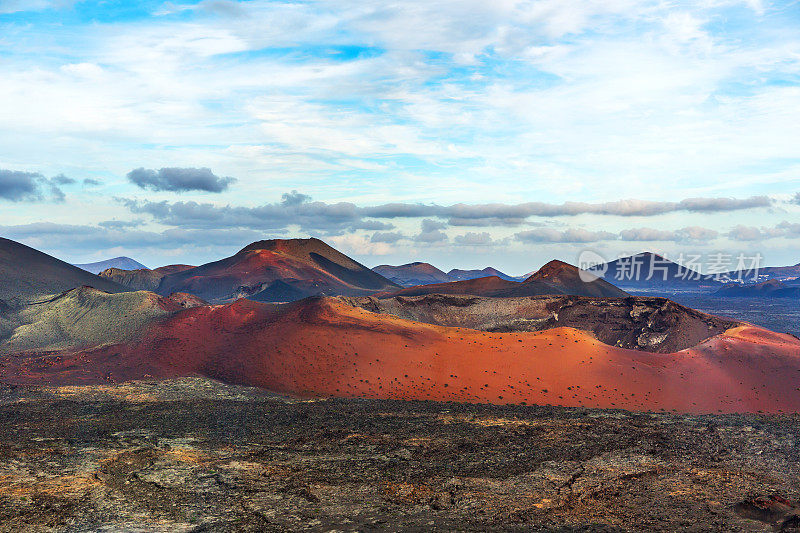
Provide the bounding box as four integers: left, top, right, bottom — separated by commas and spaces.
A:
377, 260, 627, 299
344, 293, 739, 352
155, 238, 398, 302
3, 296, 799, 414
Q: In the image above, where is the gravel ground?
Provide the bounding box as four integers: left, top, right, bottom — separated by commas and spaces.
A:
0, 378, 797, 532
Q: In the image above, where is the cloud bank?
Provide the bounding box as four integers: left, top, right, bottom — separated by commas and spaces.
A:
127, 168, 237, 193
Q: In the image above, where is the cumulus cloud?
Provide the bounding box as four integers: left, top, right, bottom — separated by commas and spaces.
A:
51, 174, 75, 185
728, 222, 800, 241
413, 219, 448, 243
118, 191, 780, 242
0, 221, 264, 254
361, 195, 771, 226
127, 167, 236, 193
515, 228, 616, 243
453, 232, 496, 246
98, 219, 144, 229
619, 226, 718, 242
0, 169, 70, 202
119, 194, 366, 234
370, 231, 405, 243
0, 170, 43, 201
83, 178, 101, 186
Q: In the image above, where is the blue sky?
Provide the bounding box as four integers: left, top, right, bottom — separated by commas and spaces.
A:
1, 0, 800, 273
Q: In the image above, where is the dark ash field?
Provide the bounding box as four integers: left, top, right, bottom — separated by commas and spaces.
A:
0, 378, 797, 532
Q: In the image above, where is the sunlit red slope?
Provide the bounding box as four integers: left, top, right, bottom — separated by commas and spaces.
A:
4, 297, 799, 414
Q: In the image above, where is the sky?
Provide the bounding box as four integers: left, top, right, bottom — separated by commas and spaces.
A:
1, 0, 800, 275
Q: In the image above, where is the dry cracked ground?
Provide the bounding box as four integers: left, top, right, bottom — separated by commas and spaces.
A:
0, 378, 798, 532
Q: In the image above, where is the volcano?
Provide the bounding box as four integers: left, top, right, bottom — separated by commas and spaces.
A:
377, 260, 627, 298
0, 237, 128, 303
588, 252, 721, 290
99, 264, 196, 291
156, 238, 399, 303
373, 262, 452, 287
447, 267, 518, 282
2, 294, 799, 414
74, 256, 148, 274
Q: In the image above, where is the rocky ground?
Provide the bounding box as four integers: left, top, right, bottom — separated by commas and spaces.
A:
0, 378, 797, 532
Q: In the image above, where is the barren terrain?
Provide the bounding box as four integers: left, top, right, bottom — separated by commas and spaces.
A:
0, 378, 797, 532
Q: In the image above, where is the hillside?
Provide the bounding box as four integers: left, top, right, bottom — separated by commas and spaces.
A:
0, 286, 205, 353
447, 267, 517, 282
715, 279, 800, 298
99, 264, 195, 291
74, 256, 148, 274
373, 262, 452, 287
524, 260, 629, 297
344, 293, 737, 353
1, 295, 798, 413
378, 260, 627, 299
156, 238, 398, 303
588, 252, 721, 289
0, 238, 128, 303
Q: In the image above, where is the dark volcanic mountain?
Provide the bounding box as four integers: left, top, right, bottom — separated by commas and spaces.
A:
74, 256, 148, 274
0, 237, 128, 302
99, 264, 196, 291
378, 260, 627, 299
372, 262, 452, 287
715, 279, 800, 298
588, 252, 721, 290
524, 260, 628, 297
447, 267, 517, 282
156, 238, 399, 303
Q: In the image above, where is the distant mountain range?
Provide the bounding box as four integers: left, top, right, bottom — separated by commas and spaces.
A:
446, 267, 518, 282
74, 256, 148, 274
722, 263, 800, 283
715, 279, 800, 298
376, 260, 627, 299
587, 252, 721, 290
372, 262, 452, 287
373, 263, 522, 287
3, 235, 800, 413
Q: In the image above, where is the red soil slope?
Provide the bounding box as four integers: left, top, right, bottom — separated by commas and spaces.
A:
3, 297, 798, 414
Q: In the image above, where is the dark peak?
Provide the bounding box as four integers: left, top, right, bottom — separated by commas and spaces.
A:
634, 251, 670, 262
238, 238, 325, 254
527, 260, 579, 280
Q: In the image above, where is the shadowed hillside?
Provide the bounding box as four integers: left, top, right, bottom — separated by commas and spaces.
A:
0, 237, 128, 303
373, 262, 452, 287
